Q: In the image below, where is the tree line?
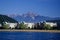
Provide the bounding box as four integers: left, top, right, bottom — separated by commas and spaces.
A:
0, 22, 59, 30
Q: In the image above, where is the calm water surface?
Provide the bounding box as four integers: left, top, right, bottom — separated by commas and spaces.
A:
0, 31, 60, 40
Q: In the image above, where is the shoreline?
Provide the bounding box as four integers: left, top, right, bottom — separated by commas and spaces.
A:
0, 29, 60, 33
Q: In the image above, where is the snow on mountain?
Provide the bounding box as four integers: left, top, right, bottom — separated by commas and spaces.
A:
6, 12, 60, 22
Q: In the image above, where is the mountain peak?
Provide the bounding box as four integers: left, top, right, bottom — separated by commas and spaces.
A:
22, 12, 38, 17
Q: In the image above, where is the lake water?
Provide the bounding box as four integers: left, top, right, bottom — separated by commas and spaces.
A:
0, 31, 60, 40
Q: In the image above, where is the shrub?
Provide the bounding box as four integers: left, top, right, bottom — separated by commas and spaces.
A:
19, 23, 27, 29
44, 24, 52, 30
3, 24, 9, 29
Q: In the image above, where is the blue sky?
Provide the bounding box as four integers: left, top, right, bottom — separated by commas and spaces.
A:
0, 0, 60, 17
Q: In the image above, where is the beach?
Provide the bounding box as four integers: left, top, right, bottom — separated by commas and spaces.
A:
0, 29, 60, 33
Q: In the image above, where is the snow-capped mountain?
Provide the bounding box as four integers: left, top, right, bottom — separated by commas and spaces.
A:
6, 13, 60, 23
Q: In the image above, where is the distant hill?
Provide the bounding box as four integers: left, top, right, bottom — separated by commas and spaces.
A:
7, 12, 60, 23
0, 14, 18, 24
7, 13, 52, 22
46, 19, 60, 23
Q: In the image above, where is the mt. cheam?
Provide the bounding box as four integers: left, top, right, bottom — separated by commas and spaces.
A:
7, 13, 60, 23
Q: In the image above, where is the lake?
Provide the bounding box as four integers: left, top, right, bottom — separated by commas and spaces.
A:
0, 31, 60, 40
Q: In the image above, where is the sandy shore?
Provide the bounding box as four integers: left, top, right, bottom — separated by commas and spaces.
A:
0, 29, 60, 33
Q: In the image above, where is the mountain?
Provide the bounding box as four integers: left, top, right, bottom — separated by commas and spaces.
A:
0, 14, 18, 24
7, 13, 60, 23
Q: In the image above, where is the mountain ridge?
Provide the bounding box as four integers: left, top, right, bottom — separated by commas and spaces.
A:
6, 13, 60, 22
0, 14, 18, 24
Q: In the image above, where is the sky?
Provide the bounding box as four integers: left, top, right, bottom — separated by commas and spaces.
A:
0, 0, 60, 17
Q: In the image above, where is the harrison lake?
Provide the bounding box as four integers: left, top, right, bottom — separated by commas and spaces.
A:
0, 31, 60, 40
